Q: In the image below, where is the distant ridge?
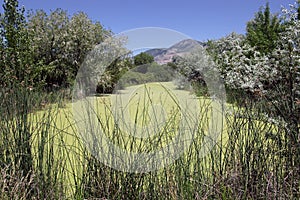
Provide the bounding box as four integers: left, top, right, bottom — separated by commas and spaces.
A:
145, 39, 206, 64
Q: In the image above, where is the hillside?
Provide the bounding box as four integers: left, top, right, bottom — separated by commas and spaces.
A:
145, 39, 206, 64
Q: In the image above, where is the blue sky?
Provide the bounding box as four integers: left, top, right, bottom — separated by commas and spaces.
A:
1, 0, 296, 41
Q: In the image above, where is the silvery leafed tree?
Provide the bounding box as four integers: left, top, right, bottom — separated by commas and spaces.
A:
207, 1, 300, 186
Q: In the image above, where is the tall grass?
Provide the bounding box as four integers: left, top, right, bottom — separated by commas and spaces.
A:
0, 82, 299, 199
0, 83, 79, 199
76, 83, 299, 199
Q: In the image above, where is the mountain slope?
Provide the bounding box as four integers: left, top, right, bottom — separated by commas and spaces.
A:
145, 39, 206, 64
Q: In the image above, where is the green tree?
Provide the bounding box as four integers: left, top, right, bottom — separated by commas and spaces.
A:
66, 12, 110, 85
27, 9, 110, 89
134, 52, 154, 66
0, 0, 34, 178
0, 0, 33, 85
270, 2, 300, 164
74, 35, 131, 95
246, 3, 282, 54
208, 4, 300, 184
96, 56, 134, 93
297, 0, 300, 20
206, 33, 247, 79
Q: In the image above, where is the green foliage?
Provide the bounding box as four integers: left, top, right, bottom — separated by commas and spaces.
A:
96, 57, 134, 93
0, 2, 111, 90
170, 46, 218, 96
267, 5, 300, 160
246, 3, 282, 54
298, 0, 300, 20
96, 54, 174, 94
0, 0, 34, 86
207, 4, 300, 190
118, 70, 155, 86
27, 9, 110, 89
133, 52, 154, 66
146, 63, 174, 81
118, 63, 174, 88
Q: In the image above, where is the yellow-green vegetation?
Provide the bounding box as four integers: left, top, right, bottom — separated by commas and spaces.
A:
25, 81, 226, 192
27, 82, 279, 193
28, 103, 84, 195
1, 81, 298, 199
